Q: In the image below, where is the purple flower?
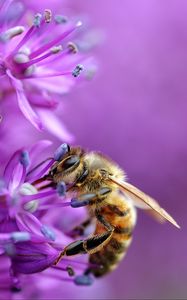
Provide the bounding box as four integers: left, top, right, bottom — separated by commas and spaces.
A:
0, 140, 94, 293
0, 2, 92, 141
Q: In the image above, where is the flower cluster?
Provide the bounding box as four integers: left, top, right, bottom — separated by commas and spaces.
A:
0, 0, 94, 141
0, 0, 98, 297
0, 141, 95, 293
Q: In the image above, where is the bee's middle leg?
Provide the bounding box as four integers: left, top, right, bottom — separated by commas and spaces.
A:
67, 187, 112, 237
67, 219, 92, 238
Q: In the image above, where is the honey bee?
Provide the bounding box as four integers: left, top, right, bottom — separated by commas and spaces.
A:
44, 144, 180, 277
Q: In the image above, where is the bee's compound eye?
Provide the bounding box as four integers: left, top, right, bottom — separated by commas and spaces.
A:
63, 155, 80, 170
54, 143, 71, 161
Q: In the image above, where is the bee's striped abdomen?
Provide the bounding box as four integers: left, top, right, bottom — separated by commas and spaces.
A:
89, 192, 136, 277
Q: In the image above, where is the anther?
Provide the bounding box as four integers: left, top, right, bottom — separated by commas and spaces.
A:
54, 15, 68, 24
20, 183, 38, 213
56, 181, 66, 196
71, 192, 98, 208
20, 151, 30, 168
54, 143, 70, 161
24, 200, 38, 213
66, 266, 75, 277
11, 232, 30, 243
72, 64, 84, 77
33, 13, 42, 27
41, 225, 56, 241
67, 42, 78, 54
51, 45, 63, 54
44, 9, 52, 23
0, 26, 24, 42
71, 198, 90, 208
74, 274, 94, 286
13, 52, 29, 64
20, 182, 37, 195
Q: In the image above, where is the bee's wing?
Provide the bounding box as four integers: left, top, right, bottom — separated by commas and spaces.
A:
109, 176, 180, 229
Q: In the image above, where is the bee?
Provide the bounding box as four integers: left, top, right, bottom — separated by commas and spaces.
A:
44, 144, 180, 277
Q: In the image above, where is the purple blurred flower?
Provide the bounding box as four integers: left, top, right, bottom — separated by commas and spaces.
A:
0, 1, 93, 141
0, 140, 93, 293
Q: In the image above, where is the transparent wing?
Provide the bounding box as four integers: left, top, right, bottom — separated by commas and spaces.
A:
109, 176, 180, 229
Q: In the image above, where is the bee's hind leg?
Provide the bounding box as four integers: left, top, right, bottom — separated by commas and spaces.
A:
54, 213, 114, 264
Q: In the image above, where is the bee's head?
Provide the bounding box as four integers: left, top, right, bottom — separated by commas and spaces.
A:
49, 144, 85, 184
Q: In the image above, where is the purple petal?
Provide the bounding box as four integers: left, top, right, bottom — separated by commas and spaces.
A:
3, 150, 26, 191
7, 70, 43, 131
27, 140, 53, 178
29, 93, 58, 108
11, 242, 58, 274
16, 212, 44, 238
15, 211, 63, 245
36, 108, 74, 142
3, 150, 21, 185
27, 74, 74, 95
8, 163, 25, 194
27, 158, 54, 182
29, 140, 53, 165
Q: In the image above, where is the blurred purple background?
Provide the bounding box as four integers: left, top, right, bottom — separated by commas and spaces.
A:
64, 1, 187, 299
1, 0, 187, 298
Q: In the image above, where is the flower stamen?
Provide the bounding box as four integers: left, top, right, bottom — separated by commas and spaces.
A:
30, 21, 82, 59
37, 202, 71, 211
19, 45, 63, 70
